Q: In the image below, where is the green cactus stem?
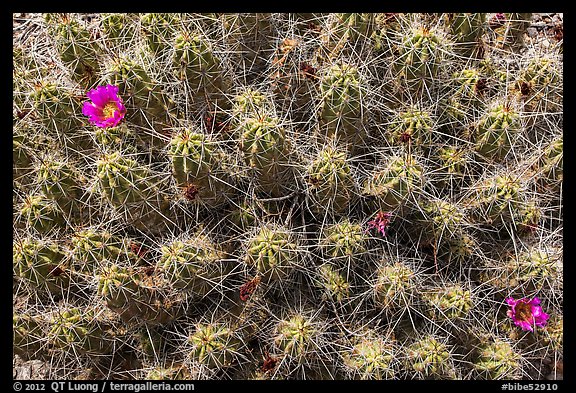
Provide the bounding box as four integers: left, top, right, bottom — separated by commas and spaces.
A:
13, 238, 70, 295
37, 158, 84, 215
373, 262, 417, 311
319, 219, 366, 264
318, 64, 363, 144
49, 307, 113, 355
395, 26, 446, 92
475, 103, 521, 161
307, 147, 355, 214
425, 284, 473, 321
273, 313, 319, 360
474, 339, 521, 379
44, 14, 100, 87
70, 229, 133, 273
316, 264, 351, 303
173, 32, 227, 95
387, 106, 434, 149
245, 227, 299, 282
363, 155, 423, 210
140, 13, 180, 56
189, 322, 241, 368
406, 336, 454, 379
158, 236, 223, 294
447, 13, 486, 57
240, 115, 291, 195
342, 330, 395, 379
13, 313, 48, 361
18, 193, 65, 234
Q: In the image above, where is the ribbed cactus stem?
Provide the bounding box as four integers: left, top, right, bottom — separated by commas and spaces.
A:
320, 219, 365, 263
319, 13, 376, 61
437, 146, 469, 180
13, 313, 47, 360
363, 155, 423, 210
506, 248, 559, 290
44, 14, 100, 87
100, 13, 137, 46
106, 56, 172, 122
96, 152, 170, 229
342, 331, 395, 379
232, 89, 270, 123
443, 68, 486, 126
426, 284, 472, 321
189, 322, 241, 368
71, 229, 133, 273
13, 238, 70, 294
274, 313, 318, 359
97, 264, 142, 311
316, 264, 351, 303
220, 13, 274, 80
140, 13, 179, 55
448, 13, 486, 57
245, 227, 299, 282
13, 132, 34, 184
307, 147, 355, 214
147, 365, 188, 380
319, 64, 363, 143
470, 173, 526, 226
18, 194, 64, 234
474, 339, 521, 379
158, 236, 223, 294
475, 103, 521, 161
373, 262, 416, 310
388, 107, 434, 148
37, 159, 84, 215
395, 26, 446, 92
49, 307, 113, 355
168, 128, 215, 188
418, 199, 466, 244
499, 13, 533, 50
31, 81, 82, 136
536, 136, 562, 190
240, 115, 291, 195
173, 32, 226, 95
406, 336, 453, 378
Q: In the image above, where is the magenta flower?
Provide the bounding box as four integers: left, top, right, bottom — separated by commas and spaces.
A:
366, 211, 392, 237
82, 84, 126, 128
506, 297, 550, 332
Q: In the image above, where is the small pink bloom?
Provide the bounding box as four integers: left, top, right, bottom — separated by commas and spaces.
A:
506, 297, 549, 332
82, 84, 126, 128
366, 211, 392, 237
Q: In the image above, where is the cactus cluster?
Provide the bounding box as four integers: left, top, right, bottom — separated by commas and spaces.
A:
13, 13, 562, 380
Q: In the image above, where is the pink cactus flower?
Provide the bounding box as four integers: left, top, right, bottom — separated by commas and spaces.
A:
367, 211, 392, 237
506, 297, 549, 332
82, 84, 126, 128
